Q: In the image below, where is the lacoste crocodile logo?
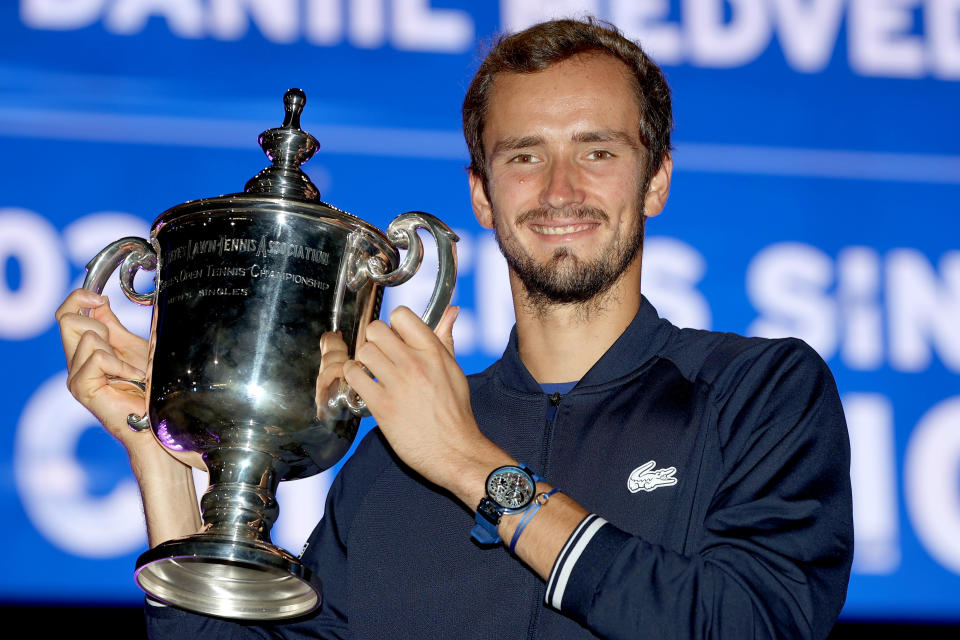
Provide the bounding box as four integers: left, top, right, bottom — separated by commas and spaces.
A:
627, 460, 678, 493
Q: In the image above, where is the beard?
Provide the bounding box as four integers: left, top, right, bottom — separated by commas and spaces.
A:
493, 203, 645, 309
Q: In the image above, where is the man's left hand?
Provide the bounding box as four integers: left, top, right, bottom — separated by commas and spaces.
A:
343, 306, 512, 507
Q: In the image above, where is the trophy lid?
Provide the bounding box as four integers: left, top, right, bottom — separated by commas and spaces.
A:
152, 87, 397, 254
244, 88, 322, 201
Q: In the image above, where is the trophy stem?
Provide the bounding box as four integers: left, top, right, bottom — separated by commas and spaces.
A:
199, 447, 283, 542
133, 447, 321, 619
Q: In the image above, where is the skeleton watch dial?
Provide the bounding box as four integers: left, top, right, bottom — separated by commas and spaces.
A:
486, 466, 536, 511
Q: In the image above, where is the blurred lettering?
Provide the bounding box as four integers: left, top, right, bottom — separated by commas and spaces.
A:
475, 232, 514, 356
610, 0, 682, 63
837, 247, 883, 370
748, 243, 960, 373
15, 372, 146, 557
207, 0, 297, 42
392, 0, 473, 52
0, 208, 68, 340
849, 0, 925, 77
104, 0, 203, 37
501, 0, 599, 35
929, 0, 960, 78
845, 393, 900, 574
20, 0, 104, 29
348, 0, 385, 47
501, 0, 959, 78
305, 0, 339, 44
905, 395, 960, 573
21, 0, 960, 76
21, 0, 473, 51
887, 249, 960, 371
687, 0, 771, 67
747, 242, 837, 356
772, 0, 846, 72
643, 236, 711, 330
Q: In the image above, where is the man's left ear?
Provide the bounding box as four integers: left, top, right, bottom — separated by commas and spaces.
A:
643, 154, 672, 219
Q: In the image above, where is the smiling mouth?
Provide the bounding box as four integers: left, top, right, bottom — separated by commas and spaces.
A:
530, 223, 598, 235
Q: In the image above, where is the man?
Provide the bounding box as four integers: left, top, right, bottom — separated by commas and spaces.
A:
57, 18, 852, 639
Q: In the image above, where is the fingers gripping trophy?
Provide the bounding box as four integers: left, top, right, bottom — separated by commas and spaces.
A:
79, 89, 458, 620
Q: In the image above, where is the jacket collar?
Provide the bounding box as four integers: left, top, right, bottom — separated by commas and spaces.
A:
496, 296, 675, 394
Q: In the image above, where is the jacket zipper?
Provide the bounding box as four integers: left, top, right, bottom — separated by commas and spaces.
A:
527, 391, 564, 640
541, 391, 562, 491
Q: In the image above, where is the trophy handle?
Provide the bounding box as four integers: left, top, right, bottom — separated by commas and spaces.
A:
82, 237, 158, 432
331, 212, 459, 417
368, 212, 459, 328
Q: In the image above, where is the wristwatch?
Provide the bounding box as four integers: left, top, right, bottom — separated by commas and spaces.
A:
471, 464, 541, 545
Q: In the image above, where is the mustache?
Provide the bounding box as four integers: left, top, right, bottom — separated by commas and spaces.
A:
515, 206, 609, 226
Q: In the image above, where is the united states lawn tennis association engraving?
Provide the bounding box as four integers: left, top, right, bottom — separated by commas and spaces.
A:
164, 235, 331, 266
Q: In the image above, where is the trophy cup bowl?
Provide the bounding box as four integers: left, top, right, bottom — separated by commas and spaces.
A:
81, 89, 457, 620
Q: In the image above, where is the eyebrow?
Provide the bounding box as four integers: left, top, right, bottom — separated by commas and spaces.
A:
572, 129, 641, 149
490, 130, 641, 156
491, 135, 543, 155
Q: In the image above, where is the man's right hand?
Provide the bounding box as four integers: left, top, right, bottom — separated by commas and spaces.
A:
56, 289, 153, 453
56, 288, 203, 546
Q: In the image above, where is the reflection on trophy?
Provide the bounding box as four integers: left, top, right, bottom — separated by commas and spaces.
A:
82, 88, 458, 620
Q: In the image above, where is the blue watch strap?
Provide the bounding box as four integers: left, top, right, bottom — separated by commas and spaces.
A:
471, 503, 502, 545
523, 463, 544, 483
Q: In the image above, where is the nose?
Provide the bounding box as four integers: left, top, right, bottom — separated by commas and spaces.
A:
540, 157, 585, 209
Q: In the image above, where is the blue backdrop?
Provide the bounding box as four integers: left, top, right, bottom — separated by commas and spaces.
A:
1, 0, 958, 622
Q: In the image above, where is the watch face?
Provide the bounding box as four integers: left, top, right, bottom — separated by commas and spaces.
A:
487, 467, 535, 511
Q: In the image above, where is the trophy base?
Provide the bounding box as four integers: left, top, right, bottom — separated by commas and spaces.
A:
135, 536, 321, 620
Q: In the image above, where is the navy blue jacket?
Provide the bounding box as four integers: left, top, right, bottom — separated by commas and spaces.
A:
147, 299, 853, 639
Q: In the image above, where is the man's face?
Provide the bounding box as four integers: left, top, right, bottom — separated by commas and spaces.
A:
470, 53, 660, 307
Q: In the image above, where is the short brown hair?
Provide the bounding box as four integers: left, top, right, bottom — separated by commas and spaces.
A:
462, 18, 673, 193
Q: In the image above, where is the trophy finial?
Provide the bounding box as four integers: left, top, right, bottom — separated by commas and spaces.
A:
282, 88, 306, 130
245, 88, 321, 200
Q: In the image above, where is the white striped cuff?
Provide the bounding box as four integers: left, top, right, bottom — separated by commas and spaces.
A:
545, 514, 608, 610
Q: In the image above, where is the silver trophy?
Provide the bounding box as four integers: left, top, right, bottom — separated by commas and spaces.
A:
82, 88, 458, 620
